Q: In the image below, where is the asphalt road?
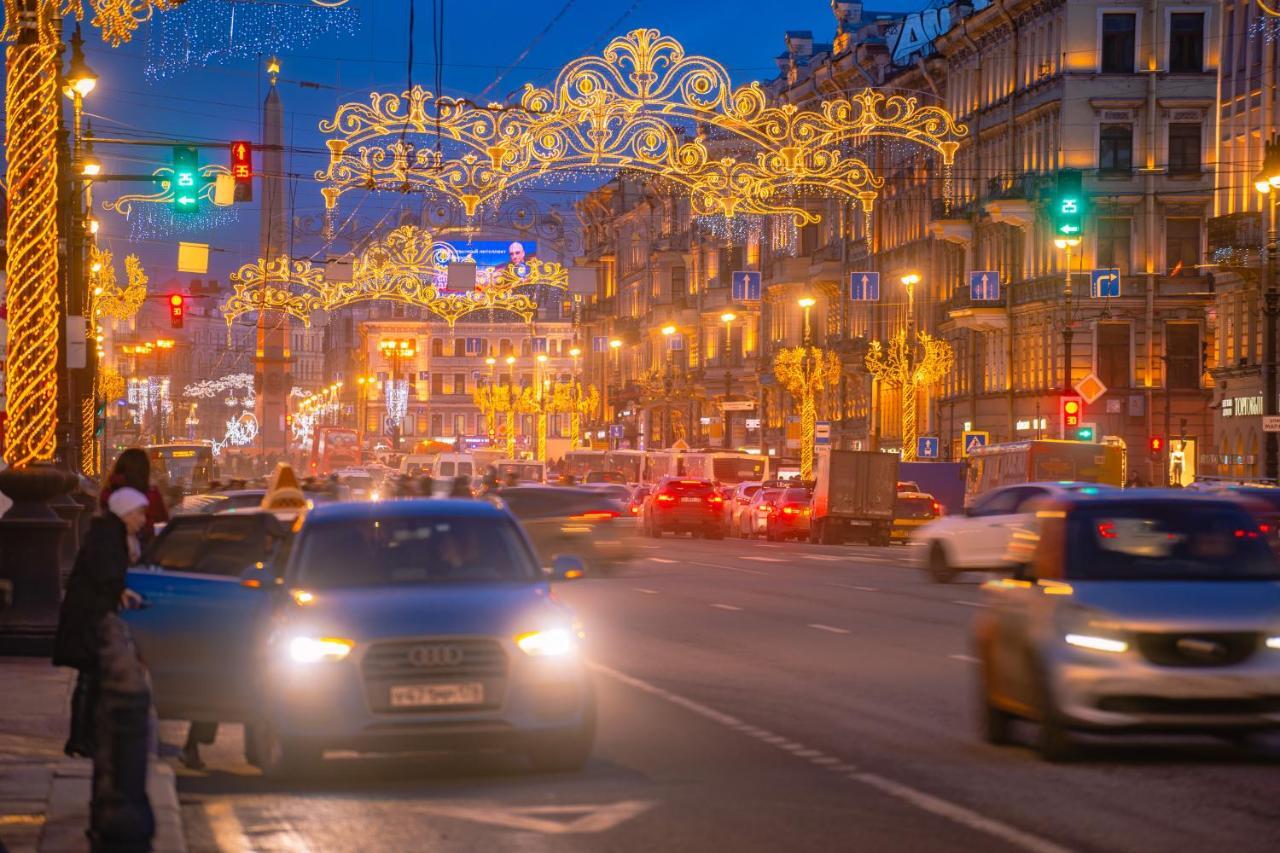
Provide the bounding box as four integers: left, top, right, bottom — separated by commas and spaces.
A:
169, 534, 1280, 853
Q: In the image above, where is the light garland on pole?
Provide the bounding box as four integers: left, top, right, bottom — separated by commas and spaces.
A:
553, 381, 599, 449
773, 346, 842, 480
88, 246, 148, 320
865, 331, 955, 462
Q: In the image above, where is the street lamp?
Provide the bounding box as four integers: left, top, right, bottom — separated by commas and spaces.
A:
62, 26, 97, 100
798, 297, 816, 346
660, 325, 678, 447
1053, 235, 1082, 395
379, 338, 416, 449
720, 312, 737, 449
1254, 133, 1280, 482
605, 338, 623, 445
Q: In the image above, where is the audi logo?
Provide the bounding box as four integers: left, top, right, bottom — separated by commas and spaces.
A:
408, 645, 465, 668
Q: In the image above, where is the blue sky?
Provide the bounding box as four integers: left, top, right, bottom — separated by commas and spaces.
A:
30, 0, 920, 284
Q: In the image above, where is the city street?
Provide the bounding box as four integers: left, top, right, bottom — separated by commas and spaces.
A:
169, 537, 1278, 853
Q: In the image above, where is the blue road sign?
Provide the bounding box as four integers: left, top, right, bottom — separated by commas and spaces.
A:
609, 424, 624, 438
916, 436, 939, 459
815, 421, 832, 446
850, 271, 880, 301
1090, 268, 1120, 299
592, 336, 609, 353
732, 270, 761, 301
961, 430, 990, 457
668, 334, 685, 351
968, 271, 1000, 301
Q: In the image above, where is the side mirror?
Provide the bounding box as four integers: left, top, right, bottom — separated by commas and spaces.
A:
546, 554, 587, 581
239, 564, 276, 589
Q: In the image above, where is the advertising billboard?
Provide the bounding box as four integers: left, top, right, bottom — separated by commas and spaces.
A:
432, 239, 538, 290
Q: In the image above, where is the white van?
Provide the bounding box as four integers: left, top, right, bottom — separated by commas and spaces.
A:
397, 453, 475, 479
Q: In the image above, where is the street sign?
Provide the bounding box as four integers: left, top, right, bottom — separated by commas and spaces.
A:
849, 271, 880, 301
815, 421, 831, 445
916, 436, 939, 459
1090, 268, 1120, 299
968, 271, 1000, 301
667, 333, 684, 351
720, 400, 756, 411
1264, 416, 1280, 433
961, 430, 989, 457
1074, 373, 1108, 405
731, 270, 761, 301
593, 336, 609, 353
609, 424, 625, 438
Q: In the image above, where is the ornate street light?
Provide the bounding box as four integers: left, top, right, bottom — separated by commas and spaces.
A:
720, 312, 737, 449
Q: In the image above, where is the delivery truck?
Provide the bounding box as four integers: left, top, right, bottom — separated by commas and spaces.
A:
810, 448, 900, 545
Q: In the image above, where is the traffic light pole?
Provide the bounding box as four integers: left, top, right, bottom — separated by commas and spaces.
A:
1265, 210, 1279, 483
1062, 242, 1074, 397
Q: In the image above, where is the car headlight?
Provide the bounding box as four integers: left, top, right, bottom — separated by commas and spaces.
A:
515, 628, 577, 657
1266, 636, 1280, 650
289, 635, 354, 663
1065, 634, 1128, 654
1056, 605, 1128, 654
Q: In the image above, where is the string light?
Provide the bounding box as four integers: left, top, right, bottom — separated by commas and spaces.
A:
774, 346, 842, 480
865, 332, 954, 462
89, 247, 149, 320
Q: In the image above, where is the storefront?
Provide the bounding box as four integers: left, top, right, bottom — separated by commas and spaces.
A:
1211, 373, 1267, 482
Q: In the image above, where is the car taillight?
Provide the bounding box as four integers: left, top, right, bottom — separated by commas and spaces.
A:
629, 504, 642, 515
656, 493, 677, 504
780, 504, 809, 516
708, 494, 724, 505
572, 511, 619, 521
931, 501, 942, 517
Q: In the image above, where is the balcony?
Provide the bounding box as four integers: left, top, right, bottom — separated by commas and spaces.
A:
945, 284, 1007, 332
983, 172, 1046, 229
928, 198, 975, 245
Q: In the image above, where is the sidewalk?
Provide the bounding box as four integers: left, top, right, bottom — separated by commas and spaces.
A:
0, 658, 186, 853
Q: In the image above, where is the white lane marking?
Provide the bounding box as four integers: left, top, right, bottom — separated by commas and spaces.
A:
948, 654, 979, 664
802, 555, 844, 562
710, 603, 742, 611
407, 800, 656, 835
590, 663, 1071, 853
851, 772, 1071, 853
742, 556, 785, 563
687, 560, 768, 576
649, 557, 678, 564
952, 600, 986, 608
828, 583, 879, 592
632, 587, 660, 595
808, 623, 851, 635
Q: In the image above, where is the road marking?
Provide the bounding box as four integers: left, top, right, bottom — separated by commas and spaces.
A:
590, 663, 1071, 853
206, 801, 316, 853
808, 623, 851, 635
742, 556, 785, 563
407, 800, 656, 834
633, 587, 660, 594
802, 555, 844, 562
828, 583, 879, 592
952, 600, 986, 608
649, 557, 678, 564
710, 603, 742, 611
687, 560, 768, 576
948, 654, 979, 664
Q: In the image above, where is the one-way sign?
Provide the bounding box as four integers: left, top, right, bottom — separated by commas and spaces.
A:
850, 271, 880, 301
968, 271, 1000, 301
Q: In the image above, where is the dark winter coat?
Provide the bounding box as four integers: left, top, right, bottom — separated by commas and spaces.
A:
53, 514, 130, 671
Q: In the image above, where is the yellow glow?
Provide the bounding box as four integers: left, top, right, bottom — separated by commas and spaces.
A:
1053, 237, 1080, 249
536, 354, 548, 363
288, 636, 353, 663
485, 357, 496, 365
797, 297, 816, 308
569, 347, 582, 358
514, 628, 576, 657
1065, 634, 1127, 654
720, 312, 737, 323
80, 157, 102, 177
1038, 580, 1074, 596
900, 273, 920, 287
1257, 179, 1273, 194
865, 330, 953, 463
661, 325, 676, 336
775, 345, 843, 478
609, 338, 622, 349
290, 589, 316, 606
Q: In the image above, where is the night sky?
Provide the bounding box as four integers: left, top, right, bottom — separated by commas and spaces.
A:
9, 0, 918, 286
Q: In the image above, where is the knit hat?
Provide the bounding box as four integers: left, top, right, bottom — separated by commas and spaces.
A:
107, 487, 149, 518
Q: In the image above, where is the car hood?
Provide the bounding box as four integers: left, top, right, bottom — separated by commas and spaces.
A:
280, 582, 570, 641
1070, 581, 1280, 629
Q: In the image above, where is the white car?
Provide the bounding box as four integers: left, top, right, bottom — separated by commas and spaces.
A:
911, 482, 1114, 583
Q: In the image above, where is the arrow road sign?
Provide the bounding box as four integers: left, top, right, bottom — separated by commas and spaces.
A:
916, 436, 939, 459
968, 271, 1000, 302
1090, 268, 1120, 299
849, 271, 880, 301
731, 271, 761, 301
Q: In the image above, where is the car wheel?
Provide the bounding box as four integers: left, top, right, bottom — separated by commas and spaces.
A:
978, 659, 1013, 746
928, 543, 956, 584
250, 717, 321, 780
648, 521, 662, 538
1034, 669, 1075, 763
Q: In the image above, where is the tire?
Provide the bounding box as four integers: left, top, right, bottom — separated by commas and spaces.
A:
707, 527, 725, 540
249, 717, 322, 780
978, 660, 1013, 746
1034, 668, 1075, 763
648, 520, 662, 539
928, 543, 956, 584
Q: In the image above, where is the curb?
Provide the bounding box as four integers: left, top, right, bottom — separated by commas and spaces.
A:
37, 759, 186, 853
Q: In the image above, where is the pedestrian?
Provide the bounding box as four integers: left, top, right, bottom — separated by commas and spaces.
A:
99, 448, 168, 546
417, 474, 435, 498
53, 487, 149, 758
450, 475, 472, 498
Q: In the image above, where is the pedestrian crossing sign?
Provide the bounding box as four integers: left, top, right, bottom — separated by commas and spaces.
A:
961, 430, 989, 457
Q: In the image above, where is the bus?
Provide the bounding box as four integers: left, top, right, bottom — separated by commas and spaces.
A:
965, 439, 1126, 502
310, 427, 359, 475
145, 443, 215, 495
493, 458, 546, 484
680, 451, 768, 485
563, 449, 609, 479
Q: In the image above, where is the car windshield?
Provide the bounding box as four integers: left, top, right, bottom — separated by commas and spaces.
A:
1066, 503, 1280, 581
896, 496, 935, 519
293, 515, 538, 588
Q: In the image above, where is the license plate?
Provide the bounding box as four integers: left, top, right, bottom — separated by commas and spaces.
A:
389, 682, 484, 707
681, 497, 701, 503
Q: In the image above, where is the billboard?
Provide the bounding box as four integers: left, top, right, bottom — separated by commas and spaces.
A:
432, 239, 538, 290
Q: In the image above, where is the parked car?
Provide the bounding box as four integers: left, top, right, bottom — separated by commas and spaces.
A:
891, 491, 941, 542
726, 482, 762, 537
643, 477, 727, 539
626, 485, 651, 519
912, 482, 1115, 583
739, 488, 782, 539
495, 485, 633, 575
974, 490, 1280, 761
766, 486, 812, 542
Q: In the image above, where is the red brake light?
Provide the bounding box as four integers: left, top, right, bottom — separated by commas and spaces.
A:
708, 494, 724, 505
931, 501, 942, 516
656, 493, 677, 504
1097, 521, 1117, 539
572, 511, 619, 521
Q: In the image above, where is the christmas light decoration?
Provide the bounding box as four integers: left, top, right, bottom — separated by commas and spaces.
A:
223, 255, 329, 330
318, 29, 965, 226
384, 378, 408, 427
89, 246, 148, 320
144, 0, 360, 79
104, 164, 231, 214
865, 331, 955, 462
773, 346, 842, 480
553, 381, 600, 449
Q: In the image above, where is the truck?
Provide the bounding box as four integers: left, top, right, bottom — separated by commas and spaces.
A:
810, 448, 900, 546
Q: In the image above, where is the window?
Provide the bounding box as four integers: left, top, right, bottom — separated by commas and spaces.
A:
1168, 122, 1201, 175
1099, 124, 1133, 174
454, 373, 466, 395
430, 413, 442, 436
1169, 12, 1204, 73
1165, 218, 1200, 275
1166, 324, 1200, 389
430, 373, 444, 396
1101, 13, 1136, 73
453, 339, 465, 357
499, 339, 512, 356
1097, 323, 1131, 389
431, 338, 443, 357
1096, 217, 1131, 272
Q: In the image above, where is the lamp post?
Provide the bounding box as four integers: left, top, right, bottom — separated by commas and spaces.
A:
606, 338, 622, 448
535, 353, 549, 461
1254, 135, 1280, 482
720, 312, 736, 449
355, 374, 376, 449
1053, 236, 1081, 396
484, 356, 498, 444
661, 325, 677, 447
505, 355, 518, 458
378, 338, 416, 449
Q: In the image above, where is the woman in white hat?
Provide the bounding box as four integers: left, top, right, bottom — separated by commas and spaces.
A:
53, 487, 148, 757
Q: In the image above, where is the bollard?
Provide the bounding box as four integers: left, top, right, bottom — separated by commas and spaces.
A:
89, 614, 154, 853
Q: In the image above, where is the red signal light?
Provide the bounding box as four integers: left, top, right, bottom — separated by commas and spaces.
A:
1149, 436, 1164, 453
168, 293, 185, 328
1060, 396, 1083, 430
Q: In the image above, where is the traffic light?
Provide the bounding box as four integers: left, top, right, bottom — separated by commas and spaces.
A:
1061, 395, 1084, 433
1074, 424, 1096, 442
169, 293, 185, 328
94, 398, 106, 438
1149, 436, 1164, 454
172, 145, 200, 209
1052, 170, 1084, 238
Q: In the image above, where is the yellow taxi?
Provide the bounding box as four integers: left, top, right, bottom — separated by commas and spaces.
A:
892, 491, 941, 541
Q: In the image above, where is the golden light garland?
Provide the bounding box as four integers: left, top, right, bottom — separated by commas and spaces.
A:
774, 346, 842, 480
553, 381, 599, 449
103, 163, 230, 216
223, 255, 328, 330
865, 331, 954, 462
1, 1, 182, 46
2, 14, 60, 467
89, 246, 148, 320
317, 28, 965, 225
80, 395, 98, 477
473, 380, 523, 457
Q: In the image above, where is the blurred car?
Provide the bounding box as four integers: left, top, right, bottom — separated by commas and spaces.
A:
577, 482, 634, 504
891, 491, 941, 542
335, 468, 377, 501
911, 482, 1116, 583
625, 485, 651, 519
766, 486, 812, 542
897, 481, 921, 493
726, 482, 762, 537
643, 477, 727, 539
974, 491, 1280, 761
176, 489, 267, 515
584, 470, 628, 485
495, 485, 633, 576
1198, 485, 1280, 553
739, 488, 782, 539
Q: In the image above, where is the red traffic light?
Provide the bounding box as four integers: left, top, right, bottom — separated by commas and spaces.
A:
1149, 436, 1164, 453
1060, 396, 1083, 429
169, 293, 185, 328
168, 293, 184, 308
